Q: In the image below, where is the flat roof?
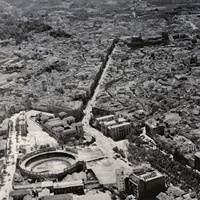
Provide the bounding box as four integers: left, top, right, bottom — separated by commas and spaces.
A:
48, 117, 60, 122
19, 115, 26, 120
0, 140, 6, 150
63, 128, 76, 134
64, 116, 75, 120
110, 122, 131, 129
145, 118, 158, 128
19, 120, 26, 125
41, 193, 73, 200
52, 126, 64, 132
46, 120, 63, 128
140, 171, 163, 182
13, 182, 42, 190
118, 118, 126, 123
58, 112, 67, 115
96, 115, 115, 121
103, 120, 117, 126
10, 189, 32, 196
1, 118, 9, 129
195, 152, 200, 158
132, 167, 163, 182
53, 180, 83, 188
41, 181, 53, 188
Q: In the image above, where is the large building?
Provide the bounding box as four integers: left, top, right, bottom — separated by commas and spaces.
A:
10, 180, 83, 199
194, 152, 200, 171
126, 167, 165, 200
0, 118, 10, 138
0, 139, 7, 158
19, 112, 27, 136
36, 113, 84, 143
145, 119, 164, 138
94, 115, 131, 141
116, 168, 125, 192
41, 193, 73, 200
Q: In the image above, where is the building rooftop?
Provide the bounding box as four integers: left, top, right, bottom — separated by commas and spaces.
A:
145, 118, 158, 128
41, 181, 53, 188
40, 193, 73, 200
53, 180, 83, 188
131, 167, 163, 182
19, 120, 26, 125
48, 117, 61, 122
19, 114, 26, 121
9, 189, 32, 197
0, 118, 9, 129
45, 120, 63, 128
63, 128, 77, 135
103, 120, 117, 127
0, 139, 6, 151
116, 168, 124, 176
195, 152, 200, 158
58, 112, 67, 117
118, 117, 127, 123
52, 126, 64, 132
109, 122, 131, 129
63, 172, 87, 182
96, 115, 115, 122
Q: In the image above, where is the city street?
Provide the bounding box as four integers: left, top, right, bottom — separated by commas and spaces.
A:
0, 114, 20, 199
82, 52, 133, 185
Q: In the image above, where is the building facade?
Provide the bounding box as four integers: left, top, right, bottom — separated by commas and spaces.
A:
94, 115, 131, 141
116, 168, 125, 192
126, 168, 165, 199
37, 113, 84, 143
0, 118, 10, 138
195, 152, 200, 171
0, 139, 7, 158
19, 112, 27, 136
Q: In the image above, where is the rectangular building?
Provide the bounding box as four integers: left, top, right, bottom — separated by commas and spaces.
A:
116, 168, 125, 192
0, 139, 6, 158
109, 122, 131, 141
19, 112, 27, 136
126, 168, 165, 199
145, 119, 164, 138
195, 152, 200, 171
0, 118, 9, 137
53, 180, 84, 195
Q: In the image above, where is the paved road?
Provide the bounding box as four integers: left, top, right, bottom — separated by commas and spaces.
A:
82, 44, 133, 183
0, 114, 20, 200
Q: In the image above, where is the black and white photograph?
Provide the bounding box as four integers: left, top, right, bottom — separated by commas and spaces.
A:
0, 0, 200, 199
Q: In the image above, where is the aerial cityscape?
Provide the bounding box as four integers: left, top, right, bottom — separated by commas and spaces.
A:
0, 0, 200, 199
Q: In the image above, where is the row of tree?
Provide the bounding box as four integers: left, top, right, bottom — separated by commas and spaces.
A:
128, 138, 200, 199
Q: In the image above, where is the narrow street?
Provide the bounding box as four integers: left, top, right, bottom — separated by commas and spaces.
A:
0, 114, 21, 199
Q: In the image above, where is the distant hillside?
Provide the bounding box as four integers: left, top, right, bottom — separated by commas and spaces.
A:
147, 0, 200, 6
0, 0, 21, 16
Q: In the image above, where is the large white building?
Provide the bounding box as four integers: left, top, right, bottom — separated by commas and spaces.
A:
116, 168, 125, 192
95, 115, 131, 141
19, 112, 27, 136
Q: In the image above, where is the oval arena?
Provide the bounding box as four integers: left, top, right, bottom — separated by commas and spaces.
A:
18, 148, 84, 180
